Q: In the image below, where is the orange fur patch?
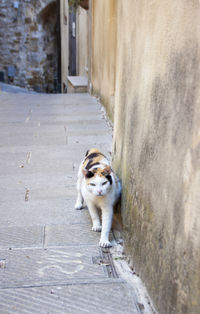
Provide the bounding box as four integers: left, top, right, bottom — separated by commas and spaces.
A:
83, 148, 105, 170
82, 149, 112, 181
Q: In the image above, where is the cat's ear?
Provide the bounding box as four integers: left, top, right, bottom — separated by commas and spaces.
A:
102, 166, 111, 176
85, 149, 89, 157
82, 169, 94, 178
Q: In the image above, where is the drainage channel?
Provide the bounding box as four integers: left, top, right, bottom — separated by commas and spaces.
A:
92, 247, 118, 279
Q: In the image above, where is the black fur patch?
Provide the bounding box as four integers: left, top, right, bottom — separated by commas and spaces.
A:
85, 161, 100, 170
85, 150, 89, 157
87, 152, 100, 159
86, 171, 94, 178
85, 160, 93, 170
106, 175, 112, 185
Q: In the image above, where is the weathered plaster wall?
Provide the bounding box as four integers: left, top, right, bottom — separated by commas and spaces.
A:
112, 1, 200, 313
77, 7, 88, 77
91, 0, 200, 313
0, 0, 58, 92
91, 0, 116, 119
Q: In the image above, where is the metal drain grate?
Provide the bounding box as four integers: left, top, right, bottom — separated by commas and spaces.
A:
92, 248, 118, 278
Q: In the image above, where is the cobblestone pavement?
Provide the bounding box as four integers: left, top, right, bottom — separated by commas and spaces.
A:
0, 88, 152, 314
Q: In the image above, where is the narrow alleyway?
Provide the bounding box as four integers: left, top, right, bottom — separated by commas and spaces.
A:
0, 87, 150, 313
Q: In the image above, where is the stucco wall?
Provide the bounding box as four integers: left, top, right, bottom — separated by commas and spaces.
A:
77, 7, 88, 77
91, 0, 200, 313
91, 0, 116, 119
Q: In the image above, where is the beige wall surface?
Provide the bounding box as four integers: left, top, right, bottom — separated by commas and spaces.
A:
91, 0, 116, 119
91, 0, 200, 313
77, 7, 88, 77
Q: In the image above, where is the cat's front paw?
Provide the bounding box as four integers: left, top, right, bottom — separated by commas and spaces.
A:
92, 225, 102, 232
75, 202, 83, 210
99, 239, 112, 248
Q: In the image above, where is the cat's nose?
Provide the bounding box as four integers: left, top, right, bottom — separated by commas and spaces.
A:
98, 190, 102, 195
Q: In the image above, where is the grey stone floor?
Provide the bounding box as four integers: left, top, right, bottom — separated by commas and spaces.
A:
0, 88, 149, 313
0, 82, 37, 94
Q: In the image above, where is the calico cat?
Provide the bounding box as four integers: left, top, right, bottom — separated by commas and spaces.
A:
75, 148, 121, 248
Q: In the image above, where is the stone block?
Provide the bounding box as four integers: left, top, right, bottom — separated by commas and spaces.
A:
47, 53, 53, 60
0, 246, 107, 287
0, 226, 43, 249
30, 24, 38, 32
0, 283, 140, 314
25, 17, 32, 24
10, 49, 18, 53
44, 224, 101, 247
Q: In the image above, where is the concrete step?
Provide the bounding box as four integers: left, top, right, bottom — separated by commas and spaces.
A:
67, 76, 88, 93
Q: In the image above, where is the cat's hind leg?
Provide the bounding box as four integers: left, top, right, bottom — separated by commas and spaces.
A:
75, 191, 84, 210
75, 163, 85, 210
75, 176, 84, 210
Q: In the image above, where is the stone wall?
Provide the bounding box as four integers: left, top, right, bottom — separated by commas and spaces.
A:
90, 1, 200, 313
0, 0, 59, 92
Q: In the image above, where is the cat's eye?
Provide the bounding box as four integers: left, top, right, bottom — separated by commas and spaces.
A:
89, 183, 96, 186
102, 181, 107, 186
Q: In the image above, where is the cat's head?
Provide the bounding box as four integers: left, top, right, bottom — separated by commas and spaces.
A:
83, 166, 112, 196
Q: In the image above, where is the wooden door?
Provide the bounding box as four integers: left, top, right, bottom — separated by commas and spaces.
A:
68, 7, 76, 75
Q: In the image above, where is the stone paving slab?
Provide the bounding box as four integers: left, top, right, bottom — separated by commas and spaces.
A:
0, 222, 112, 250
0, 161, 76, 176
0, 82, 37, 94
0, 114, 29, 124
0, 247, 108, 287
22, 114, 103, 124
0, 226, 44, 249
0, 125, 66, 134
0, 146, 80, 176
44, 224, 112, 247
29, 103, 102, 113
0, 200, 89, 228
29, 186, 76, 201
68, 134, 112, 145
0, 173, 75, 195
0, 178, 77, 202
0, 143, 111, 159
0, 92, 98, 105
0, 124, 109, 137
0, 283, 140, 314
0, 153, 76, 175
0, 130, 67, 147
42, 118, 109, 127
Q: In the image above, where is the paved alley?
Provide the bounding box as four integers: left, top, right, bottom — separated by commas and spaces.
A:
0, 88, 150, 313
